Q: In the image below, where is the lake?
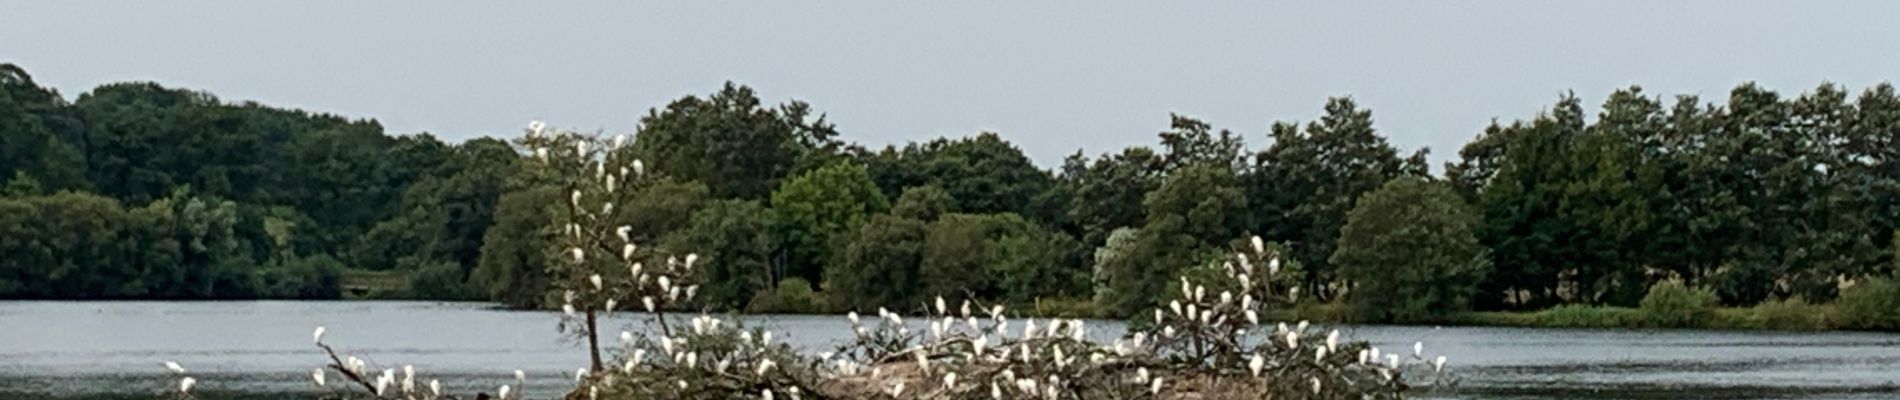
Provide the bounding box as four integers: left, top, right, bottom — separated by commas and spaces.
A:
2, 301, 1898, 399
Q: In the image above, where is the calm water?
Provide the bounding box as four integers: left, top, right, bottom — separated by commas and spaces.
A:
2, 301, 1899, 399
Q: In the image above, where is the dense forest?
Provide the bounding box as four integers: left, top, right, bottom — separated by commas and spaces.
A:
4, 62, 1898, 324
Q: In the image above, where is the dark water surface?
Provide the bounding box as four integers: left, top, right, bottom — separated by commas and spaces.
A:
3, 301, 1898, 399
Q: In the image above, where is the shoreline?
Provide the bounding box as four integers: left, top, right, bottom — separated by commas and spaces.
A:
3, 299, 1892, 333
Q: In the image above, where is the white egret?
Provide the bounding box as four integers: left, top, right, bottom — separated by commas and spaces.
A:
164, 361, 186, 374
312, 368, 325, 387
403, 365, 415, 392
179, 377, 196, 394
312, 326, 326, 344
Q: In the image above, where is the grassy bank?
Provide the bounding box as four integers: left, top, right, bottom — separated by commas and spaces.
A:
1446, 302, 1838, 331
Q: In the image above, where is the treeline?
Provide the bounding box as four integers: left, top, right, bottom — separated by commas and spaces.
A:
5, 62, 1899, 324
0, 64, 513, 299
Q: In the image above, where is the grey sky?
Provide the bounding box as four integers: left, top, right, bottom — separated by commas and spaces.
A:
5, 1, 1898, 170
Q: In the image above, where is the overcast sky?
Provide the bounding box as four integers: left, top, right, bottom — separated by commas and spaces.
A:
5, 1, 1898, 170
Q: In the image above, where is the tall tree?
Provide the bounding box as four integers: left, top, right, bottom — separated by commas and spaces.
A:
1252, 97, 1426, 300
826, 214, 927, 311
861, 133, 1055, 218
0, 64, 88, 191
1064, 147, 1163, 247
663, 199, 777, 310
1333, 177, 1488, 322
771, 162, 889, 286
630, 83, 839, 199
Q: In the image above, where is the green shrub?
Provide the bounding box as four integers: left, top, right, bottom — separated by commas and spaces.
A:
1538, 305, 1648, 328
1640, 280, 1718, 328
1834, 276, 1900, 330
746, 278, 831, 314
1719, 298, 1829, 330
1758, 298, 1829, 330
406, 258, 484, 300
256, 255, 344, 299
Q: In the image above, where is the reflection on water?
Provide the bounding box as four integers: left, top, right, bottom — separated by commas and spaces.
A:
2, 301, 1899, 399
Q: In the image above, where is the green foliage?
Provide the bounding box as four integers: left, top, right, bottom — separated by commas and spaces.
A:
1460, 85, 1899, 309
612, 178, 712, 243
1640, 280, 1719, 328
745, 277, 830, 314
665, 200, 776, 310
770, 162, 888, 285
256, 254, 344, 299
1737, 298, 1829, 331
919, 213, 994, 300
1333, 177, 1489, 322
1092, 163, 1250, 317
629, 82, 839, 199
3, 170, 44, 197
825, 214, 927, 311
471, 186, 557, 308
862, 133, 1054, 218
0, 191, 134, 298
0, 64, 88, 192
12, 58, 1900, 332
889, 184, 952, 221
1062, 147, 1161, 247
352, 137, 518, 274
988, 219, 1091, 303
1834, 276, 1900, 330
404, 257, 483, 300
0, 188, 342, 299
1253, 97, 1428, 300
1454, 306, 1649, 328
